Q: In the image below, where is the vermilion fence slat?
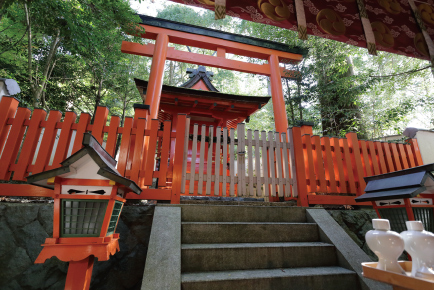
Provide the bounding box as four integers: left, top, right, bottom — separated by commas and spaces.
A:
117, 117, 133, 177
0, 107, 31, 180
71, 113, 91, 154
32, 110, 62, 174
144, 119, 159, 186
302, 134, 317, 193
158, 120, 172, 187
105, 116, 120, 157
398, 143, 409, 169
405, 144, 416, 168
367, 141, 380, 175
359, 140, 372, 177
312, 136, 327, 192
375, 141, 388, 174
331, 137, 346, 193
390, 143, 402, 171
340, 138, 357, 194
346, 132, 365, 195
381, 142, 395, 172
321, 136, 337, 193
130, 118, 147, 184
52, 111, 77, 168
0, 97, 19, 154
92, 106, 109, 144
410, 139, 423, 166
13, 109, 47, 180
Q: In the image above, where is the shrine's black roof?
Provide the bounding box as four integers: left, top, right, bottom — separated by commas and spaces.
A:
180, 66, 219, 92
138, 15, 308, 57
134, 78, 270, 105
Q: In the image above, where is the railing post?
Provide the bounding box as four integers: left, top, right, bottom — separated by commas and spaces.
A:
290, 126, 309, 206
0, 96, 19, 153
171, 114, 188, 204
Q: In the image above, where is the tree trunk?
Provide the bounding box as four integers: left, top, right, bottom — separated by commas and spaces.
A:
92, 78, 104, 122
24, 3, 35, 106
32, 30, 60, 107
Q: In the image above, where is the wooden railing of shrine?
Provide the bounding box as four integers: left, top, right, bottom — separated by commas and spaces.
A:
0, 96, 424, 206
180, 122, 296, 199
292, 125, 424, 206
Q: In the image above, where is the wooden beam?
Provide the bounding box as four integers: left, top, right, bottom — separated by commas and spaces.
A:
122, 41, 272, 76
0, 184, 54, 197
307, 194, 371, 206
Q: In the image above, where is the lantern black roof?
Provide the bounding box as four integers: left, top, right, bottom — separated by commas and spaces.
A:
355, 163, 434, 202
26, 133, 141, 195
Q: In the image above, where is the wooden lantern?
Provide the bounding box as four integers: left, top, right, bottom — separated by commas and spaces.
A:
27, 133, 141, 290
356, 164, 434, 233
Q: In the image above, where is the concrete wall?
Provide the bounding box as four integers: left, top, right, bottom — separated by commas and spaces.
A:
415, 130, 434, 164
0, 203, 155, 290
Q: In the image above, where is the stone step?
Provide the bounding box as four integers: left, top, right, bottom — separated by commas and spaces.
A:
182, 222, 319, 244
181, 242, 337, 272
179, 204, 307, 223
181, 266, 358, 290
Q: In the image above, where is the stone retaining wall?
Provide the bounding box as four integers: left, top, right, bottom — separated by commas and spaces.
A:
0, 203, 155, 290
0, 203, 378, 290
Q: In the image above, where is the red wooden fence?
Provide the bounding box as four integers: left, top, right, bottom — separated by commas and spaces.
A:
0, 96, 424, 206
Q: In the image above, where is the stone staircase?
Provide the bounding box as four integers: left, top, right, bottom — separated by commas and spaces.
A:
141, 204, 391, 290
180, 205, 357, 290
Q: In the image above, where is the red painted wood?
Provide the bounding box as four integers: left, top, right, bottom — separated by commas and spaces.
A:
321, 136, 337, 193
130, 118, 147, 184
105, 116, 120, 158
13, 109, 47, 180
291, 127, 308, 206
117, 117, 133, 177
410, 139, 423, 166
359, 140, 372, 177
158, 120, 172, 187
52, 111, 77, 168
345, 133, 365, 195
398, 143, 410, 169
144, 119, 159, 186
390, 143, 402, 171
302, 134, 317, 193
0, 97, 19, 154
375, 141, 388, 174
0, 107, 31, 180
71, 113, 91, 155
0, 183, 53, 197
171, 114, 188, 204
405, 144, 416, 168
367, 141, 380, 176
64, 256, 94, 290
307, 195, 371, 206
381, 142, 395, 172
91, 107, 109, 145
340, 138, 357, 195
331, 137, 347, 193
311, 136, 327, 193
32, 111, 62, 174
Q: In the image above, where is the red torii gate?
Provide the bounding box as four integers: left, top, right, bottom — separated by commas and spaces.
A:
121, 15, 306, 134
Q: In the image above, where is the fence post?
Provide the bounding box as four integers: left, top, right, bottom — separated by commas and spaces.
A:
290, 127, 309, 206
171, 114, 188, 204
0, 96, 19, 153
